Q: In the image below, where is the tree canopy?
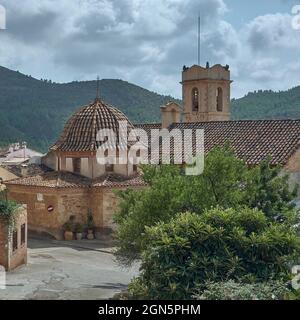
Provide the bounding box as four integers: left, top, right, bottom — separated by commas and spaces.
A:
114, 145, 298, 266
128, 209, 300, 300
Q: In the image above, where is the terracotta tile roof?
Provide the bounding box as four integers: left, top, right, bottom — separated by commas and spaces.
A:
92, 174, 147, 188
0, 167, 19, 182
135, 120, 300, 165
0, 147, 8, 157
51, 98, 135, 152
5, 171, 91, 188
1, 163, 51, 178
134, 123, 162, 136
5, 171, 146, 189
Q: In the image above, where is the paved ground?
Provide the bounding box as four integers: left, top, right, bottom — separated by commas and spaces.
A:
0, 239, 139, 300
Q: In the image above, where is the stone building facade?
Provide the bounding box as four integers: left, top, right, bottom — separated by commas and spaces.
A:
0, 205, 27, 271
6, 174, 146, 240
182, 64, 231, 122
5, 98, 147, 239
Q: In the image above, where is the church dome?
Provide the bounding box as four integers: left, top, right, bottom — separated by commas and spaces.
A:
51, 98, 134, 152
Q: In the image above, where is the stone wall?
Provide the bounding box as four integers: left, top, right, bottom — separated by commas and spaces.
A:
102, 189, 119, 230
0, 218, 8, 268
57, 189, 91, 226
6, 184, 145, 240
7, 187, 60, 238
7, 186, 110, 239
0, 205, 27, 271
284, 147, 300, 197
42, 151, 58, 171
90, 188, 104, 230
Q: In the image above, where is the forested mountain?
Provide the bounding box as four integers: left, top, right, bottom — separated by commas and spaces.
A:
0, 66, 179, 151
231, 87, 300, 120
0, 66, 299, 152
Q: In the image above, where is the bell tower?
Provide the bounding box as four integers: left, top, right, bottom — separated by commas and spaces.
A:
182, 63, 232, 122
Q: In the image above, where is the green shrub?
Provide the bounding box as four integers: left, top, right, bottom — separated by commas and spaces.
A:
0, 199, 20, 230
286, 288, 300, 300
114, 146, 298, 266
194, 280, 289, 300
74, 223, 83, 233
128, 209, 300, 300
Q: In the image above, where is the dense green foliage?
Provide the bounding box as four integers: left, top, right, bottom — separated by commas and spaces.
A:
114, 146, 297, 266
1, 66, 299, 152
231, 87, 300, 120
0, 66, 179, 151
244, 159, 298, 219
194, 280, 289, 300
0, 193, 20, 230
128, 210, 299, 299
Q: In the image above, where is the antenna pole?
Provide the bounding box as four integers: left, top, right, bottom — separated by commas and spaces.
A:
198, 14, 201, 66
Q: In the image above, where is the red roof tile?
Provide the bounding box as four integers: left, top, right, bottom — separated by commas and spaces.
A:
5, 171, 146, 189
136, 120, 300, 165
51, 98, 134, 152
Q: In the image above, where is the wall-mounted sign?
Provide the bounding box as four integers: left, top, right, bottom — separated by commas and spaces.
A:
47, 205, 54, 213
37, 193, 44, 202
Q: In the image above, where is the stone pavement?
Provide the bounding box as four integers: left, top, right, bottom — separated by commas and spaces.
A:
0, 238, 139, 300
51, 238, 116, 254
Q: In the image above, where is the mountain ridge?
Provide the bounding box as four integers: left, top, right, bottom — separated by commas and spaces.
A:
0, 66, 299, 152
0, 66, 180, 151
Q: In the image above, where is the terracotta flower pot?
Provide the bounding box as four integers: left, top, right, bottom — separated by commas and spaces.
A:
64, 231, 73, 241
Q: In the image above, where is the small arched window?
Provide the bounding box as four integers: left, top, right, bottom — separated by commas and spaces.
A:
216, 87, 223, 112
192, 88, 199, 112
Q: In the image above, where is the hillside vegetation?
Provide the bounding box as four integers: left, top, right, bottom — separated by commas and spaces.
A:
0, 66, 299, 152
231, 87, 300, 120
0, 66, 178, 151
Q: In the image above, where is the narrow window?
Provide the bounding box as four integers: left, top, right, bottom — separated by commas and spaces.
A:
21, 224, 26, 245
216, 87, 223, 112
192, 88, 199, 112
73, 158, 81, 174
13, 230, 18, 252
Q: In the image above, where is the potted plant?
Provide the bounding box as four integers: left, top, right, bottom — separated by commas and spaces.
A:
75, 223, 83, 240
86, 209, 95, 240
63, 221, 73, 241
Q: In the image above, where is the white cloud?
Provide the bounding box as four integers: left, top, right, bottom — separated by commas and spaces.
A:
246, 13, 300, 51
0, 0, 299, 99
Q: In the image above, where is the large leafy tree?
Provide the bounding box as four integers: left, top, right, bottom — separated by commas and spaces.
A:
128, 209, 300, 300
114, 145, 298, 266
245, 159, 297, 219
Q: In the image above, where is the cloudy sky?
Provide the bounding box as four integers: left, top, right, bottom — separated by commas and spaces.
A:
0, 0, 300, 98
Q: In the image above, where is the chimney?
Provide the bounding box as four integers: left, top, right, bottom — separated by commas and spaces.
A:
160, 102, 182, 129
14, 143, 20, 151
21, 164, 29, 177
